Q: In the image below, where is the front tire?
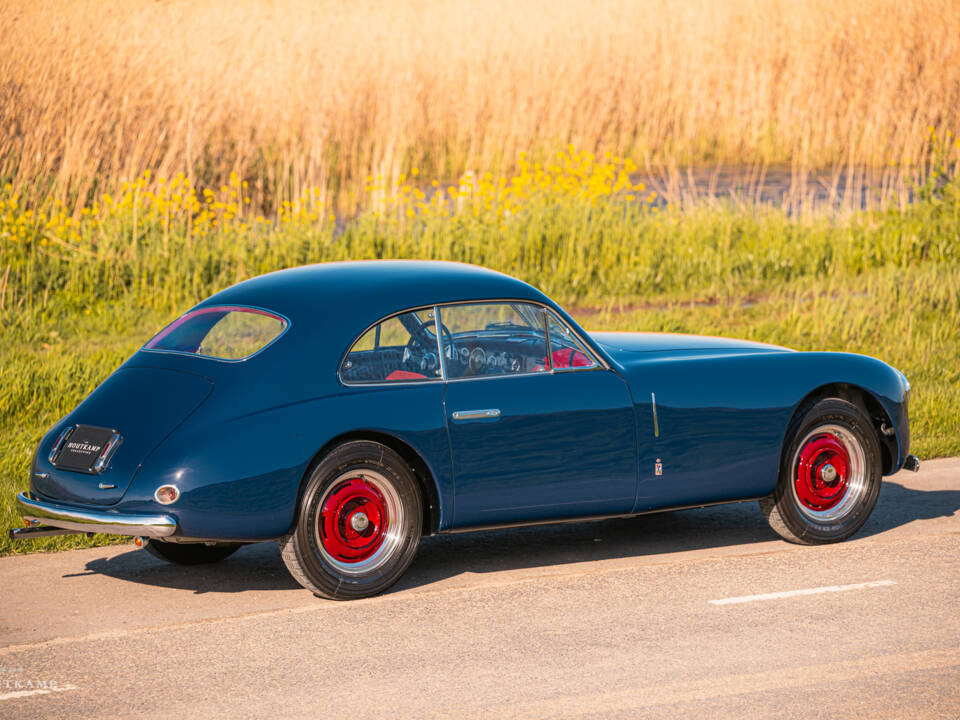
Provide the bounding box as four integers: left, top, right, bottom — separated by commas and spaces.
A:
760, 398, 882, 544
280, 440, 422, 600
144, 539, 242, 565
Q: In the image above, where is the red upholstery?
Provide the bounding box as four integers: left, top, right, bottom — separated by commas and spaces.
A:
550, 348, 592, 369
537, 348, 592, 370
385, 370, 427, 381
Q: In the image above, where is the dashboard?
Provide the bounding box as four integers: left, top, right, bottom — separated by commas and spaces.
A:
440, 332, 547, 378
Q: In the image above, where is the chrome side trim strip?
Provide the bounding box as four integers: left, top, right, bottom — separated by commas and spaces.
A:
651, 392, 660, 438
14, 492, 177, 538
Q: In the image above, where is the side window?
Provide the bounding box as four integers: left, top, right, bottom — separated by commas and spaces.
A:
341, 309, 440, 383
545, 311, 599, 370
438, 303, 549, 379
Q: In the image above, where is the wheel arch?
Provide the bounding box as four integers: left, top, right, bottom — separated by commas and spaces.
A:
784, 383, 898, 475
299, 430, 442, 537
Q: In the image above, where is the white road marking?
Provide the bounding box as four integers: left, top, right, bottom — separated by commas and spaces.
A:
0, 683, 79, 701
710, 579, 896, 605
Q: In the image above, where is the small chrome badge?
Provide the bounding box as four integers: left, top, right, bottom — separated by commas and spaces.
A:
655, 458, 663, 476
98, 482, 116, 490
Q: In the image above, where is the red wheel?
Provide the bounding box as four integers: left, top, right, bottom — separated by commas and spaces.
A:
761, 398, 881, 544
318, 476, 390, 565
793, 432, 850, 512
280, 441, 422, 599
790, 424, 868, 523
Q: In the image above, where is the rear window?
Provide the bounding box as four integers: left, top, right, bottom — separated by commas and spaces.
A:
144, 306, 288, 361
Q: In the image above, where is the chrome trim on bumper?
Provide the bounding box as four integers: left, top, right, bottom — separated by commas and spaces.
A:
14, 492, 177, 538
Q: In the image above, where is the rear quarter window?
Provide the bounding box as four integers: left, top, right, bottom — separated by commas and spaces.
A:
144, 306, 288, 361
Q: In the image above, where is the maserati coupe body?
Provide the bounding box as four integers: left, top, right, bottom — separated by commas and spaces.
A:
12, 260, 918, 598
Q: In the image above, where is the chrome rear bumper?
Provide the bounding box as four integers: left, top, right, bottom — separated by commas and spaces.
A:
9, 491, 177, 540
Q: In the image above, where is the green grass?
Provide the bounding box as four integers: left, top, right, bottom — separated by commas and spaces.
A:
2, 176, 958, 555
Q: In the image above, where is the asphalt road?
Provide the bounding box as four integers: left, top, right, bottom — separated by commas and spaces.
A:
1, 458, 958, 719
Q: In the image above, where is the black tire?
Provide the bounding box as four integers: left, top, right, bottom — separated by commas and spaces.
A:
761, 397, 882, 544
144, 539, 242, 565
279, 440, 422, 600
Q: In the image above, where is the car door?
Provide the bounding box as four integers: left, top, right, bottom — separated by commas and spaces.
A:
440, 302, 638, 528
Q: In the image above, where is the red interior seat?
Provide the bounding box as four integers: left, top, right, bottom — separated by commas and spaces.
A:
385, 370, 427, 381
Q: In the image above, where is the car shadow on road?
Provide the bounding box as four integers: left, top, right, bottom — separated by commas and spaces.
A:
70, 542, 302, 594
73, 479, 958, 596
397, 479, 959, 592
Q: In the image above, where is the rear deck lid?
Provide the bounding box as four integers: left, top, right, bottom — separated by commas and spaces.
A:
35, 367, 212, 505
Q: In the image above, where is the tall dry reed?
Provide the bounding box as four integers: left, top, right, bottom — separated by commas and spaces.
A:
1, 0, 959, 211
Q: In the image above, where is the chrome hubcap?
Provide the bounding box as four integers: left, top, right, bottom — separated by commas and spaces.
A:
350, 512, 370, 532
820, 464, 838, 483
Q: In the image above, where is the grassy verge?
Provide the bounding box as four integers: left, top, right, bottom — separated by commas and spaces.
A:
1, 168, 958, 555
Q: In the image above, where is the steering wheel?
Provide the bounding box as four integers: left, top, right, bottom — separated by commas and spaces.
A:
401, 319, 456, 375
437, 322, 457, 366
402, 333, 431, 373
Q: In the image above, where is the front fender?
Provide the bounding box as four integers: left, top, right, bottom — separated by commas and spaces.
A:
778, 352, 910, 470
619, 349, 910, 511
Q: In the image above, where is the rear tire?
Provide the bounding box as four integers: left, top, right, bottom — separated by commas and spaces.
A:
760, 398, 882, 544
144, 539, 242, 565
280, 440, 422, 600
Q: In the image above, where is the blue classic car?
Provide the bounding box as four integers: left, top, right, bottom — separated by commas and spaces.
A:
11, 261, 919, 599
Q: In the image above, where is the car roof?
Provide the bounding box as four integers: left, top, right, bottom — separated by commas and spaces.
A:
132, 260, 600, 399
196, 260, 551, 328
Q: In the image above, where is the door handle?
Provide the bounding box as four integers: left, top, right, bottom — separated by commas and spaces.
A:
451, 408, 501, 421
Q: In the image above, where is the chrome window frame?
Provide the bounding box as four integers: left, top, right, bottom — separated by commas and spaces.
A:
141, 304, 291, 364
338, 298, 606, 387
